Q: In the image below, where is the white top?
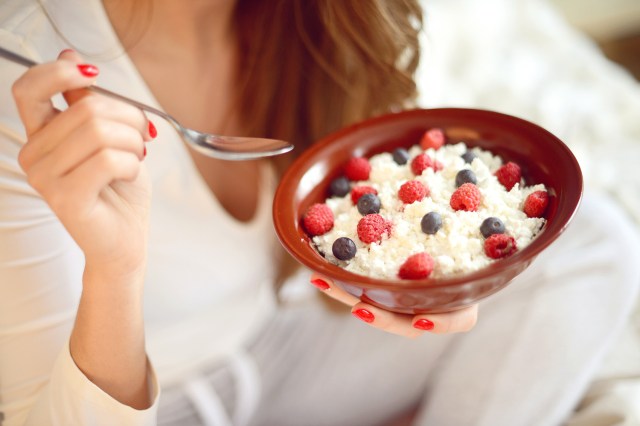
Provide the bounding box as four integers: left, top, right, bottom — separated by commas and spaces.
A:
0, 0, 277, 424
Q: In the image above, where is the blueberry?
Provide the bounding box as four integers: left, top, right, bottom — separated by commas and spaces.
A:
421, 211, 442, 235
329, 176, 350, 197
357, 193, 381, 215
455, 169, 477, 187
462, 151, 478, 164
392, 148, 410, 165
332, 237, 357, 260
480, 217, 506, 238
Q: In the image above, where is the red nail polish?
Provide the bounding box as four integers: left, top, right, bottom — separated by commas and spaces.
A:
310, 278, 330, 291
413, 318, 434, 331
143, 145, 147, 158
77, 64, 99, 77
352, 308, 375, 323
148, 121, 157, 139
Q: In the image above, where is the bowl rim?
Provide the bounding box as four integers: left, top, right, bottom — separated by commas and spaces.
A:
273, 107, 584, 290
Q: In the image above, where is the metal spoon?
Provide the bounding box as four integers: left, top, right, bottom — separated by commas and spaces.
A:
0, 46, 294, 161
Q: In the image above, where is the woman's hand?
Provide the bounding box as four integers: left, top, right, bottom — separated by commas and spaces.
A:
310, 273, 478, 338
13, 50, 155, 276
12, 50, 157, 408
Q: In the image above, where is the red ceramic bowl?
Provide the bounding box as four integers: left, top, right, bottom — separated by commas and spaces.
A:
273, 108, 583, 314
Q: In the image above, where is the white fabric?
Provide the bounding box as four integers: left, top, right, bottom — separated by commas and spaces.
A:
183, 376, 232, 426
1, 0, 640, 425
26, 341, 160, 426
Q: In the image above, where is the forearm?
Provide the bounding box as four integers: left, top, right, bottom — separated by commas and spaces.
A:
70, 262, 151, 410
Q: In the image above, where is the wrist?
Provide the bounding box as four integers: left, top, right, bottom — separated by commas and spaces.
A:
83, 254, 147, 288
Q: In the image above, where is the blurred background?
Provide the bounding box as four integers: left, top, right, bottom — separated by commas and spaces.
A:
551, 0, 640, 80
415, 1, 640, 422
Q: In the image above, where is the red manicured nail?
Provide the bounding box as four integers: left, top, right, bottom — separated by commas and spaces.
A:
413, 318, 434, 331
352, 308, 375, 323
148, 121, 157, 139
77, 64, 99, 77
143, 145, 147, 158
310, 278, 330, 291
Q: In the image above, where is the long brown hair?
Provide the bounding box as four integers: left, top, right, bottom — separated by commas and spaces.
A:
233, 1, 424, 289
235, 0, 423, 154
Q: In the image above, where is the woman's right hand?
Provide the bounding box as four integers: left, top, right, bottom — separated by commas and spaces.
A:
12, 50, 155, 277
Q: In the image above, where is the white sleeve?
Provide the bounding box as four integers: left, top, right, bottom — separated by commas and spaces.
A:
0, 31, 160, 426
25, 344, 160, 426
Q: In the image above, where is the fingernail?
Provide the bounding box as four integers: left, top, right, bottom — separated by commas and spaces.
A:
143, 145, 147, 158
310, 278, 330, 291
413, 318, 434, 331
352, 308, 375, 323
148, 121, 157, 139
77, 64, 99, 77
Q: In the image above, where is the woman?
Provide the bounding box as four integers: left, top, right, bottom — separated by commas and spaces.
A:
1, 0, 638, 425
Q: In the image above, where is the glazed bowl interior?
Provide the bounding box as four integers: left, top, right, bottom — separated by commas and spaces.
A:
273, 108, 583, 314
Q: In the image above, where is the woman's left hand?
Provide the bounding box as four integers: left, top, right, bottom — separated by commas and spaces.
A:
310, 273, 478, 338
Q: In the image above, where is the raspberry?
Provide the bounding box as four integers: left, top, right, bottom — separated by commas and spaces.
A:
357, 214, 392, 244
420, 128, 446, 150
495, 162, 522, 191
350, 185, 378, 204
398, 180, 429, 204
523, 190, 549, 218
398, 252, 435, 280
450, 183, 481, 212
302, 203, 334, 236
411, 153, 436, 176
344, 157, 371, 181
484, 234, 518, 259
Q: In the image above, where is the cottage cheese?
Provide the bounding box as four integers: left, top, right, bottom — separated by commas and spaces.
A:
311, 142, 546, 279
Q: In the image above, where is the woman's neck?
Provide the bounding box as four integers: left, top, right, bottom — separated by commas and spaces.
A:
101, 0, 240, 133
101, 0, 259, 223
102, 0, 237, 60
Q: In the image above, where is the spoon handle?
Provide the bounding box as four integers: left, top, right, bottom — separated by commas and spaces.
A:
0, 46, 177, 127
0, 46, 37, 68
88, 86, 177, 126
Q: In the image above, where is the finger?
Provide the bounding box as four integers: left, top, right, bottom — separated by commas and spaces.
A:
57, 49, 154, 142
309, 273, 360, 306
19, 96, 151, 169
49, 149, 142, 217
351, 302, 423, 338
25, 120, 145, 188
412, 304, 479, 335
12, 52, 99, 135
